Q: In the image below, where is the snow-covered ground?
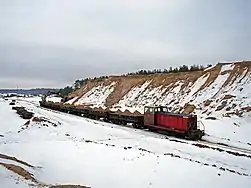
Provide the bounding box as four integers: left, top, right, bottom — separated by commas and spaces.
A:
1, 97, 251, 188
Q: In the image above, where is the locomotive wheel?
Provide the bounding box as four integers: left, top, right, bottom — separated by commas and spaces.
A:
132, 123, 140, 129
176, 133, 185, 139
148, 127, 156, 132
187, 131, 200, 140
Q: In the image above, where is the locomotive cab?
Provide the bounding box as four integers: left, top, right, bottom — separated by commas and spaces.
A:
144, 106, 169, 125
144, 106, 155, 126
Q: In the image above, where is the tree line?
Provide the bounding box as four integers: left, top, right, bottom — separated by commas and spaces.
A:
123, 64, 211, 76
59, 64, 212, 96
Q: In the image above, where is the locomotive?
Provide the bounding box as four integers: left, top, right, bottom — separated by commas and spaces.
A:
144, 106, 204, 140
39, 101, 205, 140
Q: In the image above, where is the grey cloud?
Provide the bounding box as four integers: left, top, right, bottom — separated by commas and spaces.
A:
0, 0, 251, 88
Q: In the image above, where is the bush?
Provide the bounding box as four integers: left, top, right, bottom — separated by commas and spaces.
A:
59, 86, 73, 97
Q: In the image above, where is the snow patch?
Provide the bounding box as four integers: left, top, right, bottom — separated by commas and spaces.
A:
194, 70, 230, 103
204, 64, 216, 72
221, 64, 235, 72
111, 80, 152, 113
181, 73, 210, 105
75, 82, 116, 108
46, 96, 62, 103
65, 96, 78, 104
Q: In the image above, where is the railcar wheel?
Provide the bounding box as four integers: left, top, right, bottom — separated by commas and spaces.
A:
132, 123, 140, 129
121, 121, 127, 126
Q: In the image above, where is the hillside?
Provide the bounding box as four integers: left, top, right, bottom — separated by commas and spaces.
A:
65, 61, 251, 119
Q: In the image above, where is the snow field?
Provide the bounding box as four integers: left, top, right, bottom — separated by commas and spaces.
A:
1, 97, 251, 188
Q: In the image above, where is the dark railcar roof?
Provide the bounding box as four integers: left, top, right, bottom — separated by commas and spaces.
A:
144, 106, 196, 118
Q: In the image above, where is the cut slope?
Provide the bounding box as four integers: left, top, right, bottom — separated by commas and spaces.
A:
66, 61, 251, 118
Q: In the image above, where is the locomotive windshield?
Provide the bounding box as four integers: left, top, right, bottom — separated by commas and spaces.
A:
162, 107, 168, 112
144, 106, 169, 113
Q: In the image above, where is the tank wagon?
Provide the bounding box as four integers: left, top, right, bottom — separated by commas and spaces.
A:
39, 101, 204, 140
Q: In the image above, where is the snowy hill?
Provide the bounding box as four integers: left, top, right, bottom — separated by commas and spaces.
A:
66, 61, 251, 118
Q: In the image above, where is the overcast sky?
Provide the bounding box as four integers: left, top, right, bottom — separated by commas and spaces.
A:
0, 0, 250, 88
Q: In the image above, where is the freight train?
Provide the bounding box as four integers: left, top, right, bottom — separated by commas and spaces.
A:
39, 101, 205, 140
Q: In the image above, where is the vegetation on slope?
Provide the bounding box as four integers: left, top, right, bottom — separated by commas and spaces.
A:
59, 64, 211, 97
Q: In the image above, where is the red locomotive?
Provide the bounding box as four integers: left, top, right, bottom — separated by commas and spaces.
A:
143, 106, 204, 140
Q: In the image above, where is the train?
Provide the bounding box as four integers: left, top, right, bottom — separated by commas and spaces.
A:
39, 101, 205, 140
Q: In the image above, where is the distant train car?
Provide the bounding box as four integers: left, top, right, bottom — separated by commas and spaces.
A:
143, 106, 204, 140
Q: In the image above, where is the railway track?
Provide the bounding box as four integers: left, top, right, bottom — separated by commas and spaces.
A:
199, 139, 251, 155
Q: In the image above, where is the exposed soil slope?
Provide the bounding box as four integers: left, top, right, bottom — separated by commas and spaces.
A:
63, 61, 251, 118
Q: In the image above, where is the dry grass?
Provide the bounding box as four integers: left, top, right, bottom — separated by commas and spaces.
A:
242, 106, 251, 112
223, 95, 236, 100
224, 110, 243, 117
0, 153, 33, 168
182, 103, 196, 114
0, 162, 36, 181
203, 99, 213, 107
215, 101, 228, 111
